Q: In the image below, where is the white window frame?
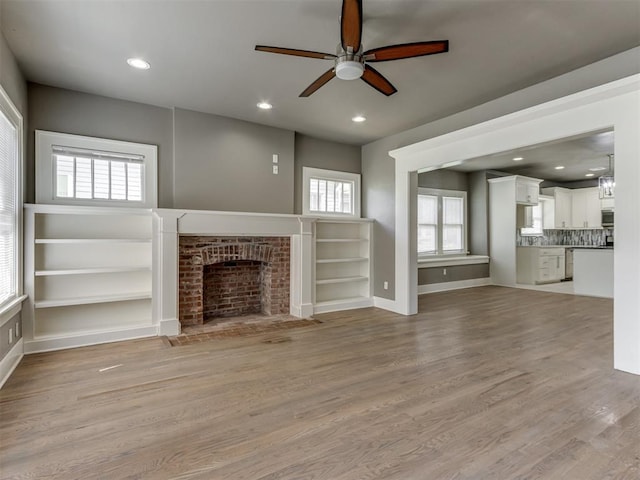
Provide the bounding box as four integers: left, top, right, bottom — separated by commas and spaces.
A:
35, 130, 157, 208
418, 187, 467, 257
520, 203, 544, 236
302, 167, 361, 218
0, 85, 24, 313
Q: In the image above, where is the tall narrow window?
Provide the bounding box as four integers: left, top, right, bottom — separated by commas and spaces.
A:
0, 86, 22, 306
417, 188, 467, 256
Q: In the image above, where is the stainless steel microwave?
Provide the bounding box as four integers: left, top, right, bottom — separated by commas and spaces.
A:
602, 210, 614, 227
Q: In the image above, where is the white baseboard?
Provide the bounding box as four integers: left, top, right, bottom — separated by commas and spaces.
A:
291, 303, 314, 318
313, 297, 374, 314
373, 296, 399, 312
418, 277, 491, 295
158, 318, 181, 336
0, 338, 24, 389
24, 325, 158, 354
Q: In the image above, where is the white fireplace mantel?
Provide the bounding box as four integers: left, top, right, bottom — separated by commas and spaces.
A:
152, 209, 316, 335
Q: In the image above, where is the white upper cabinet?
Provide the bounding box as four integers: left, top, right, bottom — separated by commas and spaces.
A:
515, 178, 540, 205
542, 186, 602, 229
571, 187, 601, 229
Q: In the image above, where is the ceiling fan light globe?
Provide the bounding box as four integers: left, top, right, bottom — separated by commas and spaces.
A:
335, 61, 364, 80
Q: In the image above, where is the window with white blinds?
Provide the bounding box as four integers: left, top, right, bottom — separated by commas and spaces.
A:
53, 147, 144, 202
0, 87, 22, 306
418, 188, 467, 256
303, 167, 361, 217
36, 131, 157, 208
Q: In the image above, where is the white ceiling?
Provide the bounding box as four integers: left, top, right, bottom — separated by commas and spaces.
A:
1, 0, 639, 145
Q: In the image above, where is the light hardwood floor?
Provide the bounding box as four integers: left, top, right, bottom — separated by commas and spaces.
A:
1, 286, 638, 479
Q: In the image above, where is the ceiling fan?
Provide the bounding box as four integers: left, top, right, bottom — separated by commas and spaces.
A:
255, 0, 449, 97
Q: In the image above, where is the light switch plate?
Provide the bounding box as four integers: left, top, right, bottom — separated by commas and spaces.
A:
272, 154, 278, 164
272, 165, 279, 174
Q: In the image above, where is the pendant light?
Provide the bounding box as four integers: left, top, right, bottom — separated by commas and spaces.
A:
598, 154, 614, 199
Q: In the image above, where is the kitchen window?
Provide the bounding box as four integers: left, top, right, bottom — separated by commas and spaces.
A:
35, 131, 157, 208
418, 188, 466, 255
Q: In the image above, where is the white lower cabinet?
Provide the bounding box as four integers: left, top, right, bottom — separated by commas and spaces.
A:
516, 247, 566, 285
23, 204, 154, 353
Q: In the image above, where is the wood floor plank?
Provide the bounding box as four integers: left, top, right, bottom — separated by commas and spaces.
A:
1, 286, 638, 479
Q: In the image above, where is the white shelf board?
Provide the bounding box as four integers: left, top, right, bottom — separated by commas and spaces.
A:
35, 238, 151, 244
316, 276, 368, 285
35, 292, 152, 308
316, 257, 368, 264
35, 266, 151, 276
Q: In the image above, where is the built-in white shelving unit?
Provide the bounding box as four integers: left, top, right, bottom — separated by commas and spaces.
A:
23, 204, 155, 353
313, 218, 373, 313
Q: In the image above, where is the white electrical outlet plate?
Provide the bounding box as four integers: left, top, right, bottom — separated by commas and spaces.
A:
272, 154, 278, 164
15, 322, 19, 338
8, 327, 13, 344
383, 281, 389, 290
272, 165, 278, 174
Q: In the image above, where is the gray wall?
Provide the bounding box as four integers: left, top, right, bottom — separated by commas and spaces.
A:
419, 264, 489, 285
0, 29, 26, 366
418, 169, 468, 191
362, 47, 640, 300
293, 133, 361, 214
27, 83, 175, 207
173, 108, 295, 213
468, 171, 489, 256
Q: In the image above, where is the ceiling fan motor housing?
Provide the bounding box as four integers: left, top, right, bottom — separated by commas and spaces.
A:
334, 44, 364, 80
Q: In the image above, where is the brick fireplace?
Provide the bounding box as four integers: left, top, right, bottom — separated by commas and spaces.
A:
179, 236, 290, 326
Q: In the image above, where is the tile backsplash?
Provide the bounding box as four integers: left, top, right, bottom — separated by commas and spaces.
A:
517, 229, 613, 246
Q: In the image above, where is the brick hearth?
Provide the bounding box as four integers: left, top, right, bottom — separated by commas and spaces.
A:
179, 236, 290, 326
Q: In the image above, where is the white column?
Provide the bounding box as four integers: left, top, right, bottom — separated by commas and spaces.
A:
152, 210, 183, 336
290, 217, 315, 318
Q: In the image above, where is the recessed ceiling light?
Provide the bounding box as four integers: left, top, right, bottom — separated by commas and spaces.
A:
512, 157, 524, 161
555, 166, 565, 170
589, 167, 606, 171
127, 57, 150, 70
352, 115, 366, 123
257, 102, 273, 110
585, 173, 595, 177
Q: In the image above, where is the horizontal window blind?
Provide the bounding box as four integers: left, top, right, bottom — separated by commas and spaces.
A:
0, 107, 17, 304
309, 177, 353, 214
54, 149, 144, 202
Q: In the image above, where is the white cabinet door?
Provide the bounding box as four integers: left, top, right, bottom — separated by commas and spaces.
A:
584, 187, 602, 228
572, 187, 602, 228
555, 189, 572, 228
516, 180, 539, 205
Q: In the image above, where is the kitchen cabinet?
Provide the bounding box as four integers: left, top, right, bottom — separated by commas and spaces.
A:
488, 176, 542, 286
542, 186, 601, 229
516, 247, 566, 285
571, 187, 601, 228
515, 178, 540, 205
541, 187, 572, 228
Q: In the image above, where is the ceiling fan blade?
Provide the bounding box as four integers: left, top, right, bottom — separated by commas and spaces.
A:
364, 40, 449, 62
341, 0, 363, 53
255, 45, 336, 60
300, 68, 336, 97
361, 65, 397, 96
